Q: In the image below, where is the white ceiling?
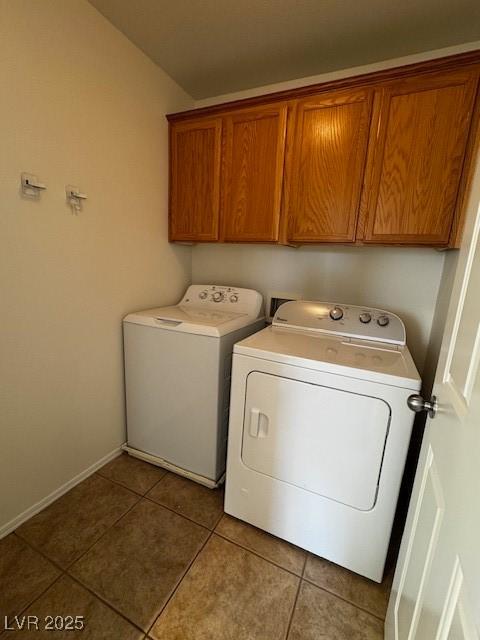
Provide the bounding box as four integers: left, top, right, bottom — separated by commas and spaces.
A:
89, 0, 480, 99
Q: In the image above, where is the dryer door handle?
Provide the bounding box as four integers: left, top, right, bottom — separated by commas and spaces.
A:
249, 408, 269, 438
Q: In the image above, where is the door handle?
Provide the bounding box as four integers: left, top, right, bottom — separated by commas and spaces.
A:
407, 394, 438, 418
249, 408, 260, 437
249, 408, 269, 437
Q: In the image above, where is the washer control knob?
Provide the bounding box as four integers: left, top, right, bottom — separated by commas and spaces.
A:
359, 312, 372, 324
199, 291, 208, 300
329, 306, 344, 321
212, 291, 224, 302
377, 315, 390, 327
230, 294, 238, 303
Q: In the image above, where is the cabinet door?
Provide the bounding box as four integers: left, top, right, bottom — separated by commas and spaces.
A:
360, 69, 478, 245
169, 118, 222, 241
287, 88, 373, 243
222, 104, 288, 242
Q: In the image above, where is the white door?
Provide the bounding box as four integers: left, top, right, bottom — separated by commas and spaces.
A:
385, 154, 480, 638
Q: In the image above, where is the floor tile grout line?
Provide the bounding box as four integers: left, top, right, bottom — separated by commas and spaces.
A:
64, 497, 215, 636
64, 490, 143, 572
87, 469, 216, 534
14, 465, 214, 573
301, 551, 308, 577
14, 492, 144, 629
68, 532, 211, 638
283, 574, 303, 640
66, 572, 147, 635
9, 543, 385, 638
15, 521, 387, 626
94, 469, 156, 497
14, 473, 143, 573
14, 521, 313, 621
141, 493, 216, 532
210, 509, 225, 530
94, 471, 145, 497
14, 514, 304, 631
301, 576, 388, 622
13, 531, 67, 575
143, 469, 170, 495
8, 474, 215, 635
5, 570, 66, 627
95, 465, 169, 498
212, 529, 306, 579
178, 521, 388, 625
95, 467, 226, 534
15, 523, 387, 630
145, 528, 216, 638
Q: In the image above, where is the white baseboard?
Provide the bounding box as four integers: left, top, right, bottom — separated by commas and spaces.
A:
0, 445, 124, 540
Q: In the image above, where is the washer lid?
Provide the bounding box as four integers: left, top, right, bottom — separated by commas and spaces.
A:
152, 305, 241, 325
124, 305, 256, 337
123, 284, 264, 337
234, 326, 421, 390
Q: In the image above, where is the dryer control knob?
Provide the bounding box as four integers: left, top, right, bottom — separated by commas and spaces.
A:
212, 291, 224, 302
359, 312, 372, 324
377, 315, 390, 327
329, 306, 344, 321
230, 294, 239, 303
199, 291, 208, 300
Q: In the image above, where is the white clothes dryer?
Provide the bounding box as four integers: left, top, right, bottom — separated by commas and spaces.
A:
123, 285, 264, 488
225, 300, 421, 581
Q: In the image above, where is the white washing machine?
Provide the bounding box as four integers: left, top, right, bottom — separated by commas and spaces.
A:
123, 285, 264, 488
225, 300, 421, 581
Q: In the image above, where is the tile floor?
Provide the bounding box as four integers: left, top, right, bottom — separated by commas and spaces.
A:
1, 454, 392, 639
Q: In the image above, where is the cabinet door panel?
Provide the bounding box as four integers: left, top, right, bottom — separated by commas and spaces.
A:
361, 70, 478, 245
222, 105, 287, 242
287, 89, 373, 243
170, 118, 222, 241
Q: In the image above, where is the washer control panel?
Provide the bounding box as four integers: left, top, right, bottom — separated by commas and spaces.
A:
179, 285, 263, 318
273, 301, 406, 345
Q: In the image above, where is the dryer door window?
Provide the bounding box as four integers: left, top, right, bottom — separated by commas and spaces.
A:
241, 371, 391, 511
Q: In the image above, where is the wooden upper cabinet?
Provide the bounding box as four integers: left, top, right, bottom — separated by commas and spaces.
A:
359, 69, 478, 245
167, 53, 480, 248
169, 118, 222, 241
221, 104, 288, 242
286, 88, 373, 243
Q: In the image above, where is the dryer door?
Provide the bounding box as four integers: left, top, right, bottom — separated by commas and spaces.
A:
242, 372, 391, 510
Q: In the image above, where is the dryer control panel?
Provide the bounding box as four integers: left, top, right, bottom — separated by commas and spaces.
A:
273, 301, 406, 345
179, 285, 263, 319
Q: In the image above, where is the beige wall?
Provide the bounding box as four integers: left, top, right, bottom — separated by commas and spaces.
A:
192, 244, 444, 376
0, 0, 194, 533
